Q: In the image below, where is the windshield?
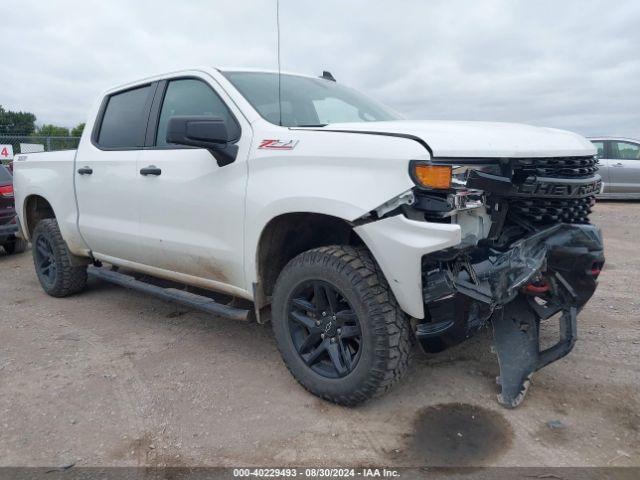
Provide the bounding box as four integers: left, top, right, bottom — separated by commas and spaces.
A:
222, 71, 402, 127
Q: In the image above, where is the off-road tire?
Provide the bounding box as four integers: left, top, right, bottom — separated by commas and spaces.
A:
2, 236, 27, 254
32, 219, 87, 297
271, 245, 413, 406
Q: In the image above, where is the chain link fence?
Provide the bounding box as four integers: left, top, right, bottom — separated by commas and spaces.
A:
0, 135, 81, 166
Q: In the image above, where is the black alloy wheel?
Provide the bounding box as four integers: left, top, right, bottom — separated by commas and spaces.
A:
287, 280, 362, 378
31, 219, 87, 297
271, 245, 413, 406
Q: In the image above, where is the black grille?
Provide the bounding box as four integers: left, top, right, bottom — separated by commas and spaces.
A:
515, 156, 598, 179
509, 196, 595, 224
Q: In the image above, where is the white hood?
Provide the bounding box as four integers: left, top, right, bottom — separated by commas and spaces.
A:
324, 120, 596, 158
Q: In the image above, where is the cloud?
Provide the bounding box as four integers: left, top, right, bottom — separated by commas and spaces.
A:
1, 0, 638, 138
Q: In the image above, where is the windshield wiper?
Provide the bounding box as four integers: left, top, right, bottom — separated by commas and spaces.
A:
296, 124, 328, 128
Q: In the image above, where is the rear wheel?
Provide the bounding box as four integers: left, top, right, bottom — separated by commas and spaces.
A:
32, 219, 87, 297
2, 236, 27, 254
271, 245, 412, 406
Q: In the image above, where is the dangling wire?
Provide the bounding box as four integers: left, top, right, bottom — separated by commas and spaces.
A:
276, 0, 283, 126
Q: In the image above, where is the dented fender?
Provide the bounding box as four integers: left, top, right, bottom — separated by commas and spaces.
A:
354, 215, 462, 318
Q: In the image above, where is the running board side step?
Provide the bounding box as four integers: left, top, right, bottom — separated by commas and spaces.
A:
87, 266, 250, 321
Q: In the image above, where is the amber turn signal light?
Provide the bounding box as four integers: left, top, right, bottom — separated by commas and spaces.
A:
411, 163, 452, 189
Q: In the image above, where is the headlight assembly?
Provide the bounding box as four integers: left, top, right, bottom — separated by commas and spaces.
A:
410, 160, 501, 191
409, 160, 502, 216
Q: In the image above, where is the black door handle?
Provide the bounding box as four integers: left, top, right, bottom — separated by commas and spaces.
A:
77, 166, 93, 175
140, 166, 162, 176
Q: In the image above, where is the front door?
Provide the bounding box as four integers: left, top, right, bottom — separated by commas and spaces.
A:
136, 75, 250, 295
76, 83, 156, 262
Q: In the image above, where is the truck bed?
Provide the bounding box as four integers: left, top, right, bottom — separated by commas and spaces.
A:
12, 150, 87, 255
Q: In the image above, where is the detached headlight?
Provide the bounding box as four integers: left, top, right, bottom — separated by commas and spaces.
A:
410, 161, 501, 191
409, 161, 503, 217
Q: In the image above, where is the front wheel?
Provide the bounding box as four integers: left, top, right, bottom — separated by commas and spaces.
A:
32, 219, 87, 297
271, 245, 412, 406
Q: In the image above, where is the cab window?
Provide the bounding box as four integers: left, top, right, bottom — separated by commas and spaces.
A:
156, 79, 240, 147
97, 85, 153, 148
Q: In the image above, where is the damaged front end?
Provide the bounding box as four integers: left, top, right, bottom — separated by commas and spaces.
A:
411, 156, 605, 408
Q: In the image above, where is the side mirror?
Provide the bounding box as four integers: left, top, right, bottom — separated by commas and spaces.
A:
166, 116, 238, 166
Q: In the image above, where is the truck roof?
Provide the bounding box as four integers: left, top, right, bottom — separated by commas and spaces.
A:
217, 67, 321, 79
104, 67, 322, 95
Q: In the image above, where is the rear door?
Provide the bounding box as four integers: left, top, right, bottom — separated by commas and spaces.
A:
135, 74, 251, 294
75, 83, 156, 262
608, 140, 640, 194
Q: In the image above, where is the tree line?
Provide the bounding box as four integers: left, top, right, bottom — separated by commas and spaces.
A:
0, 105, 84, 137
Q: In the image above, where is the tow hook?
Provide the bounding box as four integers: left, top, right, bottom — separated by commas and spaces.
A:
523, 281, 550, 295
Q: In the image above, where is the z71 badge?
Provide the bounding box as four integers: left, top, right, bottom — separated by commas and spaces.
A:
258, 139, 299, 150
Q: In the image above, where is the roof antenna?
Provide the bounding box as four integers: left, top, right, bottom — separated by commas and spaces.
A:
320, 71, 336, 82
276, 0, 283, 126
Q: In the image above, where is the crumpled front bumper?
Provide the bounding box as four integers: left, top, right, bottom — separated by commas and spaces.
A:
419, 223, 604, 408
423, 223, 604, 309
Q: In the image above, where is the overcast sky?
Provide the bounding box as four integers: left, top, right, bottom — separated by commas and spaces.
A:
1, 0, 638, 138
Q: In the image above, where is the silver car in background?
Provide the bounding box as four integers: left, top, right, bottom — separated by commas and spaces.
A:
590, 137, 640, 199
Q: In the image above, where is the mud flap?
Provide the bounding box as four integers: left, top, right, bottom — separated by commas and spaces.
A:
492, 295, 577, 408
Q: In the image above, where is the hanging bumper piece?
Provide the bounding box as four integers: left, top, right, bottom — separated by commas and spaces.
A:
419, 223, 605, 408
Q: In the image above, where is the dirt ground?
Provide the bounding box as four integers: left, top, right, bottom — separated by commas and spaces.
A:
0, 202, 638, 468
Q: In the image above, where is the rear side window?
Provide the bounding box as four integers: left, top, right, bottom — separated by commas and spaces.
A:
156, 79, 240, 147
97, 85, 152, 148
611, 141, 640, 160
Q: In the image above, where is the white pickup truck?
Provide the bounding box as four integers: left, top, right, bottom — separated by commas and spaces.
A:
13, 68, 604, 408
